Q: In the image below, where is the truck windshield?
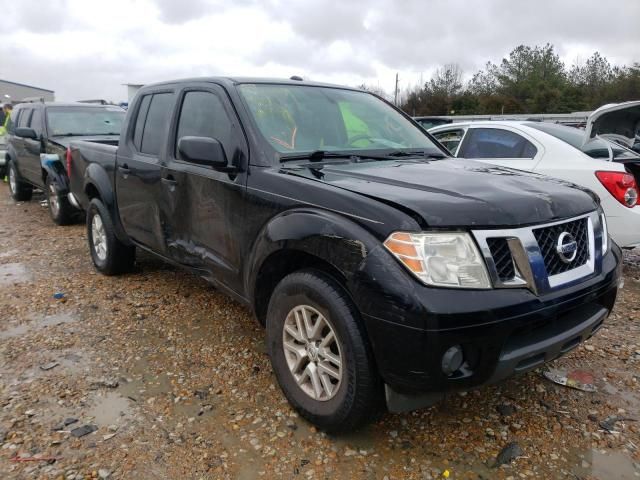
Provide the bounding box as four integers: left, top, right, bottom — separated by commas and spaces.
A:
47, 106, 125, 136
238, 84, 443, 158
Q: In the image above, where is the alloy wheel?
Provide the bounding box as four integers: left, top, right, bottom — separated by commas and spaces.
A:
48, 183, 60, 218
91, 214, 108, 261
282, 305, 343, 401
8, 166, 16, 194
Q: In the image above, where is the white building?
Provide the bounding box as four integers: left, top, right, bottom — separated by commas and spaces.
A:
124, 83, 144, 102
0, 79, 55, 103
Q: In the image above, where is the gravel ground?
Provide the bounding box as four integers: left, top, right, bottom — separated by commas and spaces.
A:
0, 183, 639, 480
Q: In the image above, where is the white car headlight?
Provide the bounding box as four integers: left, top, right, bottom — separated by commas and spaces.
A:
384, 232, 491, 289
600, 212, 609, 255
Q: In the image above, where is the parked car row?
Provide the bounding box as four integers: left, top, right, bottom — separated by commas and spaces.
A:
5, 102, 125, 223
427, 101, 640, 249
4, 77, 622, 432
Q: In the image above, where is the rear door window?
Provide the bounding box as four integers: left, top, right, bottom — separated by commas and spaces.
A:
140, 93, 175, 155
175, 91, 232, 160
29, 109, 44, 136
132, 95, 151, 150
17, 109, 32, 128
459, 128, 537, 159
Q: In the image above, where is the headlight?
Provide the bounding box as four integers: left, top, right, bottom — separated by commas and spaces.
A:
600, 212, 609, 255
384, 232, 491, 288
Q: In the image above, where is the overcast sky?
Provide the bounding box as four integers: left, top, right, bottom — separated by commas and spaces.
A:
1, 0, 639, 102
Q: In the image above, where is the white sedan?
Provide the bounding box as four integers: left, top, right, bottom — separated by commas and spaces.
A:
429, 114, 640, 248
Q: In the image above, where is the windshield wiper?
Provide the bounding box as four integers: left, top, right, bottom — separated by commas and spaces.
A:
362, 150, 448, 160
280, 151, 358, 163
280, 150, 447, 163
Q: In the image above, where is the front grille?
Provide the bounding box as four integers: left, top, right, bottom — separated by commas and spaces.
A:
487, 238, 515, 281
533, 218, 589, 276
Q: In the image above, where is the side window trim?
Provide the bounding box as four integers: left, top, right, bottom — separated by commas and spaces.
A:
457, 127, 474, 157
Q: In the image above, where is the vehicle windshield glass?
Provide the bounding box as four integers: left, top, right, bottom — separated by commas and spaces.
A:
47, 106, 125, 136
525, 122, 639, 160
238, 84, 443, 157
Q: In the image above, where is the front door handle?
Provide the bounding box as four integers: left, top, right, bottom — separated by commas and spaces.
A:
118, 164, 131, 175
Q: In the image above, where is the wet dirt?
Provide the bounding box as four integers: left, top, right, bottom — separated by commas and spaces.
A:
0, 182, 639, 479
0, 263, 31, 286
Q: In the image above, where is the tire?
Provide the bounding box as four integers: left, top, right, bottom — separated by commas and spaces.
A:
86, 198, 135, 275
7, 161, 33, 201
266, 270, 381, 432
46, 176, 75, 225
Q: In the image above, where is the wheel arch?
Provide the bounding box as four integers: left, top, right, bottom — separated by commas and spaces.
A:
247, 208, 381, 325
83, 164, 130, 244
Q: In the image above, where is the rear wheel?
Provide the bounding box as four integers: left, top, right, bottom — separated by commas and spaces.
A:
46, 176, 75, 225
8, 161, 33, 201
87, 198, 135, 275
266, 270, 381, 432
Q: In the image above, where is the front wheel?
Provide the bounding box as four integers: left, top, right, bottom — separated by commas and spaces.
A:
8, 161, 33, 201
46, 176, 75, 225
266, 270, 381, 432
87, 198, 135, 275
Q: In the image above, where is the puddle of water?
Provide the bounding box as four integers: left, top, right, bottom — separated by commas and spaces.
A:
0, 262, 31, 285
118, 371, 172, 400
573, 449, 639, 479
88, 391, 133, 427
0, 312, 78, 339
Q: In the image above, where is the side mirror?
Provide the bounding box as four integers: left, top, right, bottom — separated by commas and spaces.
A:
15, 127, 37, 139
178, 136, 228, 169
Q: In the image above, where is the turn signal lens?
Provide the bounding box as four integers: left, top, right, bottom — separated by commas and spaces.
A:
384, 232, 491, 289
600, 212, 609, 255
595, 171, 638, 208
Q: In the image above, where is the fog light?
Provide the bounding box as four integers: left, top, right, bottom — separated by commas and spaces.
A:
442, 345, 464, 376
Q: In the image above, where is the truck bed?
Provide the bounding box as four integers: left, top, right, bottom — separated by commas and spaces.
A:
69, 139, 119, 210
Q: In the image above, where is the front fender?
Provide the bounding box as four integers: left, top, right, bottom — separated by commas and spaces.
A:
245, 208, 383, 301
40, 154, 69, 191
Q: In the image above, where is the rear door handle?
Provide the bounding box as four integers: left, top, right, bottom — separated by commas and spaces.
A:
162, 176, 177, 186
162, 175, 178, 191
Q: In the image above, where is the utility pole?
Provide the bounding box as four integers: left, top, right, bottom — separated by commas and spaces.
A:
394, 73, 399, 106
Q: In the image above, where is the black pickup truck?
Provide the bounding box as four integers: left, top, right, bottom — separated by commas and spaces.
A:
68, 77, 621, 432
5, 102, 125, 224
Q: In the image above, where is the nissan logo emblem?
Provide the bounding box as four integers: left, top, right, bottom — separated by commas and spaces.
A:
556, 232, 578, 263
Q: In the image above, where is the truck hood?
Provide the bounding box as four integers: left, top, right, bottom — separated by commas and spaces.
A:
584, 100, 640, 147
284, 158, 597, 228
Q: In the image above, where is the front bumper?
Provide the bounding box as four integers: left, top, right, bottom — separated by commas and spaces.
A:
350, 242, 621, 404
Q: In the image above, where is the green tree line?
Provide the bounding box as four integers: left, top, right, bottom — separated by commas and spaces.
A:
401, 44, 640, 116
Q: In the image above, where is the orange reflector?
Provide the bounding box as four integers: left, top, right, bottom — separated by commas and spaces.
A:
384, 233, 425, 274
400, 257, 425, 273
384, 239, 418, 257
